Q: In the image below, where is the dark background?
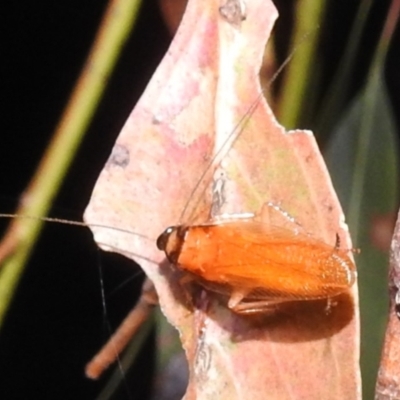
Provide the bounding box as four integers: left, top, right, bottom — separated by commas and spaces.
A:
0, 1, 398, 399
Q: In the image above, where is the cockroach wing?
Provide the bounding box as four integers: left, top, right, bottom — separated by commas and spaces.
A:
176, 220, 356, 300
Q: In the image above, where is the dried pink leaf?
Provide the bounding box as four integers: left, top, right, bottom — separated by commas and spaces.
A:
85, 0, 360, 398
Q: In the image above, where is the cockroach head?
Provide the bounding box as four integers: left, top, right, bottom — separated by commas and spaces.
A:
156, 225, 187, 264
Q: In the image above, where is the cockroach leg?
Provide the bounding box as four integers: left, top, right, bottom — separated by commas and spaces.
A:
227, 289, 250, 310
177, 273, 200, 309
179, 273, 196, 286
261, 202, 303, 233
230, 297, 289, 315
85, 277, 158, 380
213, 212, 255, 223
335, 233, 341, 249
335, 232, 360, 254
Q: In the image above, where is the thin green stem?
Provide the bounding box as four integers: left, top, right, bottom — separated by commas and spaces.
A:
277, 0, 326, 129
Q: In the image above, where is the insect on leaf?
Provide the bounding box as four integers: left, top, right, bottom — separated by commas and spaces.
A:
85, 0, 361, 398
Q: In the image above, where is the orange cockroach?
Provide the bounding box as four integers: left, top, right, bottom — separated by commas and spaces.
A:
156, 213, 356, 314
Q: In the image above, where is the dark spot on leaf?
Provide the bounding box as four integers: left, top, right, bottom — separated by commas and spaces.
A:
219, 0, 246, 26
152, 114, 163, 125
107, 144, 130, 168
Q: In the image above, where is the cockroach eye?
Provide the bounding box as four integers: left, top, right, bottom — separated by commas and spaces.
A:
156, 226, 175, 251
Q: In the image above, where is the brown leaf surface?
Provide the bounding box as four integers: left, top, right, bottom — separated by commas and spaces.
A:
84, 0, 360, 398
376, 209, 400, 400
